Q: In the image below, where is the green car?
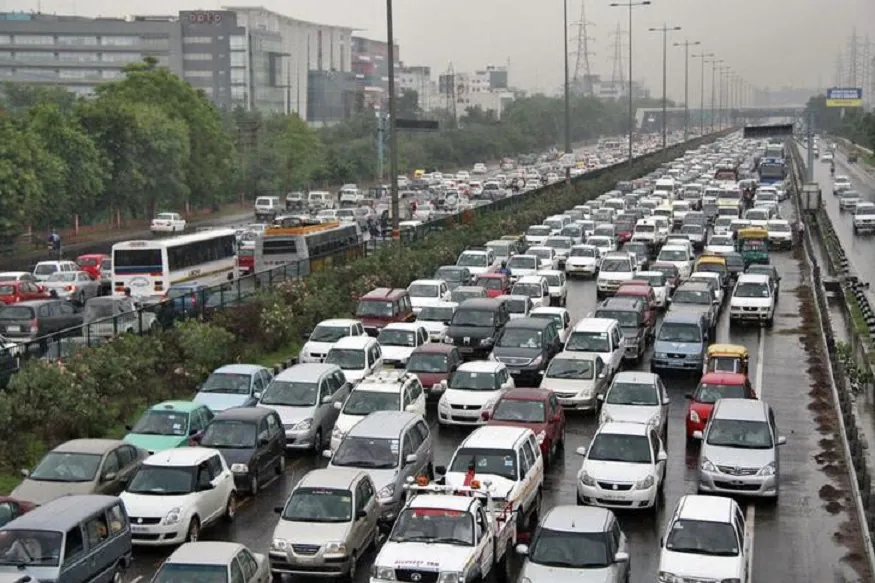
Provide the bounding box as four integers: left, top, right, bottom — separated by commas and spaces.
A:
123, 400, 214, 454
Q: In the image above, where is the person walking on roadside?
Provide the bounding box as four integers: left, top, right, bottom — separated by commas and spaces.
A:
48, 229, 61, 259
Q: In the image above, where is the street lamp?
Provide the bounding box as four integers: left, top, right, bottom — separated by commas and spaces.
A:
563, 0, 572, 191
707, 58, 722, 133
386, 0, 400, 240
674, 39, 701, 141
648, 24, 681, 150
719, 66, 731, 129
692, 51, 713, 136
610, 0, 651, 166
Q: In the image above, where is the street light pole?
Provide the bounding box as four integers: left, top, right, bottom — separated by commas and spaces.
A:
719, 66, 730, 129
675, 40, 700, 141
692, 51, 713, 136
611, 0, 651, 166
563, 0, 572, 190
708, 58, 721, 132
386, 0, 400, 240
648, 23, 681, 150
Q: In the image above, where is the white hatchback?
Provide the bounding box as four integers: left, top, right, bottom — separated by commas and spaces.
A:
565, 244, 601, 276
407, 279, 450, 314
437, 361, 514, 426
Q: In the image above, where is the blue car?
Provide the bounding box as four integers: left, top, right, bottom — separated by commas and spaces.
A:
650, 312, 708, 377
193, 364, 275, 412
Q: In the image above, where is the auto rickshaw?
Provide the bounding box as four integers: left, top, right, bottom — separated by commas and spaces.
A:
736, 227, 770, 266
703, 344, 750, 376
694, 254, 729, 288
501, 234, 526, 254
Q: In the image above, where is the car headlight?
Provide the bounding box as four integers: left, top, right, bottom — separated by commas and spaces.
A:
480, 337, 494, 346
482, 398, 497, 411
655, 352, 668, 359
371, 565, 396, 580
293, 418, 313, 431
701, 456, 717, 472
758, 462, 776, 476
443, 336, 453, 344
635, 474, 655, 489
439, 398, 450, 410
535, 430, 546, 444
487, 352, 497, 361
657, 572, 683, 583
272, 538, 289, 551
162, 506, 183, 526
230, 463, 249, 473
579, 470, 596, 486
600, 412, 613, 424
378, 483, 395, 500
323, 541, 348, 556
689, 409, 700, 423
438, 573, 463, 583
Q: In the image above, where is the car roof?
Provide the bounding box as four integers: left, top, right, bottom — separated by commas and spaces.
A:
597, 297, 643, 311
212, 406, 275, 422
515, 275, 545, 284
167, 542, 247, 564
347, 411, 421, 438
458, 298, 503, 310
275, 362, 342, 382
298, 467, 367, 490
53, 438, 124, 455
412, 343, 456, 355
5, 495, 120, 531
541, 505, 612, 532
148, 400, 202, 413
383, 322, 423, 332
737, 273, 771, 284
662, 311, 703, 324
361, 288, 407, 300
458, 360, 504, 373
213, 364, 265, 375
700, 372, 747, 384
500, 387, 552, 402
612, 371, 658, 385
531, 306, 568, 316
460, 425, 533, 449
712, 398, 768, 421
329, 336, 377, 350
317, 318, 361, 327
675, 494, 736, 522
504, 317, 552, 330
144, 446, 221, 467
572, 317, 616, 332
410, 279, 444, 286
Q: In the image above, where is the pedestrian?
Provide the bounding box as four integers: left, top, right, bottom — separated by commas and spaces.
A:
48, 229, 61, 259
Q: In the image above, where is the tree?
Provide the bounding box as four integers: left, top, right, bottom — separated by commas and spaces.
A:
396, 90, 420, 118
0, 118, 54, 242
0, 83, 77, 115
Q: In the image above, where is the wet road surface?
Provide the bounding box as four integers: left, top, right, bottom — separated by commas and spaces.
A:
126, 194, 871, 582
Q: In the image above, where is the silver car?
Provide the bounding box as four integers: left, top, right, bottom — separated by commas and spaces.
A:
43, 270, 100, 304
694, 398, 786, 498
269, 468, 379, 579
516, 505, 630, 583
151, 541, 270, 582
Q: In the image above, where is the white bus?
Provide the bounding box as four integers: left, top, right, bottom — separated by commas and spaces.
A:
255, 216, 365, 276
111, 228, 238, 299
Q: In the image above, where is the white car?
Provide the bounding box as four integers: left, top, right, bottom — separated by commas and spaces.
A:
407, 279, 450, 314
690, 272, 725, 305
150, 212, 186, 234
658, 495, 749, 583
472, 162, 488, 174
330, 370, 426, 450
507, 254, 541, 281
505, 294, 534, 320
853, 202, 875, 234
743, 208, 770, 228
121, 448, 237, 546
456, 248, 497, 278
415, 301, 457, 341
839, 189, 862, 211
564, 317, 626, 380
766, 219, 793, 248
543, 236, 574, 267
511, 275, 551, 309
537, 269, 567, 307
325, 336, 383, 384
633, 271, 668, 309
705, 234, 735, 255
598, 371, 669, 437
525, 225, 553, 247
729, 273, 775, 326
656, 244, 693, 280
586, 235, 616, 256
575, 421, 666, 509
437, 361, 514, 426
565, 244, 601, 277
540, 351, 608, 410
833, 176, 852, 194
299, 319, 365, 363
596, 252, 636, 299
527, 246, 559, 271
712, 216, 733, 236
376, 323, 430, 368
530, 306, 572, 343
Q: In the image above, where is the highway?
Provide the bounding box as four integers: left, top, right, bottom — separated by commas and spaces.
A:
123, 178, 871, 582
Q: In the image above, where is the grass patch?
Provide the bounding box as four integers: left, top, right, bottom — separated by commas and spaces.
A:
254, 343, 302, 369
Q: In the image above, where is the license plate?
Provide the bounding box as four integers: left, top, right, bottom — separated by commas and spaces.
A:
558, 398, 575, 406
464, 337, 471, 343
5, 326, 20, 333
130, 525, 149, 534
600, 494, 624, 501
384, 363, 395, 369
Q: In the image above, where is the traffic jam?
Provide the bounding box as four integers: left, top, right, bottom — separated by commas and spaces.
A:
0, 130, 841, 583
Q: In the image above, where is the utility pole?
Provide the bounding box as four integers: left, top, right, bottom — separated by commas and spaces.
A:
563, 0, 572, 193
675, 39, 700, 141
693, 51, 714, 136
386, 0, 400, 240
611, 1, 651, 166
806, 108, 815, 182
376, 110, 385, 181
708, 58, 721, 133
649, 23, 681, 150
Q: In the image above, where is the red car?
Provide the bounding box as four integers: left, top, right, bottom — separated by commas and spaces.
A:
474, 273, 511, 298
0, 497, 36, 527
405, 344, 462, 401
616, 282, 657, 327
685, 372, 757, 438
483, 387, 566, 466
614, 220, 634, 243
75, 253, 109, 280
0, 280, 50, 305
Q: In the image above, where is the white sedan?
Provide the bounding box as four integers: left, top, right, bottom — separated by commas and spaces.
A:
705, 234, 735, 255
150, 212, 186, 234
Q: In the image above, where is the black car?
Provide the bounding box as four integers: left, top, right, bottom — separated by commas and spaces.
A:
490, 317, 562, 382
0, 299, 82, 343
199, 407, 286, 494
594, 297, 650, 363
434, 265, 473, 290
746, 264, 781, 295
445, 298, 510, 360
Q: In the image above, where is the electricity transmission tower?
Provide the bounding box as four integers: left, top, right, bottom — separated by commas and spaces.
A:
834, 52, 844, 87
571, 0, 596, 95
610, 23, 627, 90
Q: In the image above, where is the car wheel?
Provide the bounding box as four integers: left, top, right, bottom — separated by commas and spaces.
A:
277, 455, 286, 475
249, 473, 259, 495
185, 517, 201, 542
344, 552, 358, 583
312, 429, 323, 454
224, 493, 238, 522
111, 565, 125, 583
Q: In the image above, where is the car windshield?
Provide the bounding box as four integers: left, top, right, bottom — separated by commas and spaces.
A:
46, 272, 76, 282
595, 309, 639, 327
856, 206, 875, 216
325, 348, 366, 371
356, 301, 394, 318
152, 563, 227, 583
127, 465, 196, 495
600, 259, 630, 272
29, 452, 102, 482
665, 519, 739, 556
260, 380, 319, 406
33, 264, 58, 275
497, 328, 542, 349
408, 284, 439, 298
571, 247, 596, 258
734, 282, 771, 298
418, 306, 455, 322
451, 289, 485, 303
527, 226, 552, 236
658, 249, 687, 262
332, 437, 398, 468
696, 382, 746, 403
841, 191, 860, 199
391, 507, 474, 545
725, 255, 744, 269
406, 352, 448, 373
511, 283, 542, 298
636, 224, 655, 233
566, 331, 610, 352
541, 274, 562, 287
310, 325, 350, 343
131, 409, 189, 436
435, 268, 467, 283
506, 298, 529, 314
343, 390, 400, 415
529, 528, 610, 568
0, 530, 62, 567
545, 357, 594, 380
710, 236, 733, 246
200, 420, 257, 448
378, 329, 416, 347
476, 277, 505, 290
450, 370, 497, 390
681, 225, 702, 235
283, 487, 352, 523
529, 249, 551, 261
658, 322, 702, 343
451, 309, 494, 327
457, 253, 487, 267
587, 433, 651, 463
199, 372, 251, 395
492, 398, 546, 423
640, 274, 666, 287
674, 289, 711, 304
706, 418, 773, 448
545, 239, 570, 249
606, 382, 658, 405
449, 447, 517, 481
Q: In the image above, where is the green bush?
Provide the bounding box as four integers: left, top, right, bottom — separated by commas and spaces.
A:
0, 132, 723, 480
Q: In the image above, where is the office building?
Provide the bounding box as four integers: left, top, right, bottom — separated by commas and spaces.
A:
397, 65, 432, 112
351, 36, 398, 109
437, 69, 515, 120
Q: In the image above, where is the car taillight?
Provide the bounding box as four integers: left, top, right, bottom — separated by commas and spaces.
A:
29, 319, 38, 333
65, 285, 75, 291
190, 293, 198, 306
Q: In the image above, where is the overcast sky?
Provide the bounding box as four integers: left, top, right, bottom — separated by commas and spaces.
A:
6, 0, 875, 99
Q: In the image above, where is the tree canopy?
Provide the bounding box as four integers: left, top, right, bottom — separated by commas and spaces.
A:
806, 94, 875, 151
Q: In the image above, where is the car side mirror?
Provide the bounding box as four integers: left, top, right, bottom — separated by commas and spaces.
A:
597, 372, 606, 379
321, 395, 333, 404
515, 544, 529, 556
259, 438, 270, 447
692, 430, 704, 440
777, 436, 787, 445
253, 391, 262, 400
575, 446, 587, 456
334, 401, 343, 410
657, 451, 668, 462
662, 397, 671, 405
274, 506, 284, 514
322, 449, 333, 459
356, 509, 368, 520
405, 404, 418, 413
596, 393, 605, 401
614, 551, 630, 563
19, 469, 29, 478
404, 453, 418, 466
102, 472, 117, 482
684, 393, 693, 399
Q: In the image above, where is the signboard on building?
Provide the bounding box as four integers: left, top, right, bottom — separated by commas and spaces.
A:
186, 11, 225, 24
826, 87, 863, 107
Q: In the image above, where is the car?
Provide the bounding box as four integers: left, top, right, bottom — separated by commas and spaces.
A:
445, 297, 510, 359
124, 401, 215, 455
729, 273, 775, 326
42, 270, 101, 304
564, 317, 625, 380
32, 260, 78, 282
299, 319, 365, 364
685, 372, 757, 438
529, 306, 572, 343
438, 360, 515, 426
12, 439, 148, 506
615, 282, 658, 322
540, 352, 609, 411
404, 343, 462, 400
833, 175, 852, 194
593, 296, 651, 363
650, 312, 709, 377
450, 285, 488, 304
510, 275, 552, 309
324, 335, 384, 383
433, 265, 472, 291
525, 225, 553, 247
705, 233, 735, 255
565, 244, 601, 277
484, 387, 566, 466
121, 447, 237, 546
490, 317, 563, 383
537, 269, 568, 306
745, 263, 781, 295
354, 288, 415, 336
0, 271, 37, 283
0, 279, 50, 305
376, 322, 430, 368
474, 272, 512, 298
598, 371, 669, 438
505, 294, 534, 320
839, 189, 861, 211
407, 279, 451, 314
415, 301, 458, 342
516, 506, 630, 583
543, 236, 575, 267
651, 261, 681, 295
150, 212, 186, 234
656, 244, 693, 280
575, 421, 667, 510
456, 247, 498, 277
0, 497, 35, 527
690, 271, 725, 306
193, 364, 274, 412
669, 281, 718, 336
154, 541, 269, 582
596, 252, 636, 299
527, 246, 559, 271
853, 202, 875, 234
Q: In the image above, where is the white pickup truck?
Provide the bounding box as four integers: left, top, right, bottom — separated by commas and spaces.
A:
370, 481, 515, 583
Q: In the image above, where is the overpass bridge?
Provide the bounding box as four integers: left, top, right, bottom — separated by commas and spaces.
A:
635, 104, 805, 129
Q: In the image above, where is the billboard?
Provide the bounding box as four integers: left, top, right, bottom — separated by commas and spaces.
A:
826, 87, 863, 107
743, 124, 793, 139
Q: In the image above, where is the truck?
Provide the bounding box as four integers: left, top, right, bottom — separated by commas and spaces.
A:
370, 480, 515, 583
756, 157, 786, 185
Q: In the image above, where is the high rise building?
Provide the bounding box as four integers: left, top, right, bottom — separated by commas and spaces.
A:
351, 36, 399, 109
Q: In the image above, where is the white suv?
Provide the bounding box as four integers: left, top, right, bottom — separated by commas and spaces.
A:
456, 248, 497, 278
299, 319, 365, 364
729, 273, 775, 326
596, 252, 636, 299
437, 361, 514, 426
121, 447, 237, 546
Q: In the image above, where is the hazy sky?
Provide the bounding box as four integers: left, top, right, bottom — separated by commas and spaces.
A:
5, 0, 875, 100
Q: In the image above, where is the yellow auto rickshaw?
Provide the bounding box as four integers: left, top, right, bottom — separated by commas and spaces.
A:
501, 234, 526, 254
703, 344, 750, 375
736, 227, 770, 266
694, 254, 729, 287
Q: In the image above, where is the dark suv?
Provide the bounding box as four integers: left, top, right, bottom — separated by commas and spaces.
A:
594, 296, 651, 363
490, 317, 562, 382
445, 298, 509, 360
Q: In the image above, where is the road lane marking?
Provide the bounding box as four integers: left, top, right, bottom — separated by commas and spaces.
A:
130, 577, 144, 583
745, 326, 765, 583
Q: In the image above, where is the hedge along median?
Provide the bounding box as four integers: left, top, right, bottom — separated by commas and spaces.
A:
0, 131, 728, 491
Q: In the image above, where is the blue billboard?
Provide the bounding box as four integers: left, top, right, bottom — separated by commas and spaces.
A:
826, 87, 863, 107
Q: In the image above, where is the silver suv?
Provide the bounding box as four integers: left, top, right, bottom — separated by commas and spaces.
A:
694, 398, 786, 499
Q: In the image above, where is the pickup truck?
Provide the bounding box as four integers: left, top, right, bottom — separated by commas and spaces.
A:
371, 480, 515, 583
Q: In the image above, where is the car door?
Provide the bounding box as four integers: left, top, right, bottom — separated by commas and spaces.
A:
196, 459, 224, 522
413, 419, 433, 466
116, 444, 141, 488
610, 326, 624, 373
408, 379, 426, 416
189, 407, 212, 443
516, 443, 535, 511
540, 280, 550, 305
650, 428, 666, 483
316, 376, 337, 433
547, 393, 564, 444
400, 428, 421, 482
657, 378, 670, 434
255, 417, 272, 481
610, 519, 630, 582
96, 448, 122, 494
732, 506, 748, 582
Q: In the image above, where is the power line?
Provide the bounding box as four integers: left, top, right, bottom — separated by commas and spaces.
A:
571, 0, 596, 95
